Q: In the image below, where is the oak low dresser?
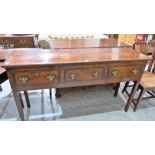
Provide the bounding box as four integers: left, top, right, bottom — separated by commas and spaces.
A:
2, 48, 149, 121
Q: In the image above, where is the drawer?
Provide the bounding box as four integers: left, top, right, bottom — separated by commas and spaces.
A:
127, 66, 142, 77
15, 69, 59, 85
109, 64, 142, 78
65, 67, 106, 82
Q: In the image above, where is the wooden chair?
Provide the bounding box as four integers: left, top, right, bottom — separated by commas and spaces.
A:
114, 41, 155, 97
122, 47, 155, 111
133, 41, 155, 55
135, 34, 147, 41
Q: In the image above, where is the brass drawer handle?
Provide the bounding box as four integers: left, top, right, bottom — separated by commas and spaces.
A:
69, 73, 78, 80
111, 70, 119, 77
46, 74, 56, 81
19, 76, 29, 83
92, 72, 101, 78
132, 69, 139, 75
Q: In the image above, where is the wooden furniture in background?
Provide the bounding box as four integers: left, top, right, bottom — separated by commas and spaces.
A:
107, 34, 119, 39
135, 34, 154, 41
38, 35, 109, 49
153, 34, 155, 40
50, 38, 130, 49
0, 34, 38, 48
48, 34, 95, 39
2, 48, 149, 120
133, 41, 155, 55
118, 34, 155, 46
135, 34, 147, 41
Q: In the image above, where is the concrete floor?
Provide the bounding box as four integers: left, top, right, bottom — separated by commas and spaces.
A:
62, 86, 155, 121
0, 80, 155, 121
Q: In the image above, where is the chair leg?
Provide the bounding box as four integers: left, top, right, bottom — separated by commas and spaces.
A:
114, 83, 120, 97
134, 88, 145, 112
19, 92, 24, 108
112, 84, 116, 90
122, 81, 130, 93
49, 89, 52, 99
55, 88, 61, 98
0, 85, 2, 92
152, 90, 155, 95
24, 91, 31, 108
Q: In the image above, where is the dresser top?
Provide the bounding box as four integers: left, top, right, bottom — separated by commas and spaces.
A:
50, 38, 131, 49
2, 48, 149, 68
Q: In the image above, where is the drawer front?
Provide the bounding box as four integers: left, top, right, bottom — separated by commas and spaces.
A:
15, 69, 59, 85
109, 64, 142, 79
65, 67, 105, 82
127, 66, 141, 77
